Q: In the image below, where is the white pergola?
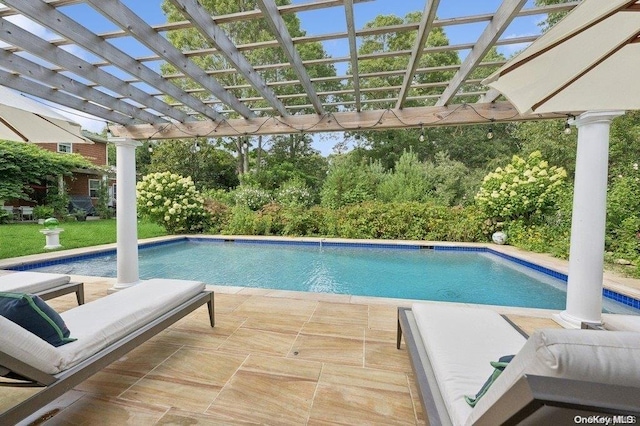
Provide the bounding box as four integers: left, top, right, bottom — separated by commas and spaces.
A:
0, 0, 620, 327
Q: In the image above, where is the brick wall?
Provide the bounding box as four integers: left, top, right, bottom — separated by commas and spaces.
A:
36, 141, 108, 166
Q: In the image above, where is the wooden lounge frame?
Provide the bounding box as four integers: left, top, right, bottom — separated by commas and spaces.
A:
396, 307, 640, 426
0, 290, 214, 425
35, 281, 85, 305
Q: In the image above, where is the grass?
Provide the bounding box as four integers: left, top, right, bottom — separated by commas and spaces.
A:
0, 219, 167, 260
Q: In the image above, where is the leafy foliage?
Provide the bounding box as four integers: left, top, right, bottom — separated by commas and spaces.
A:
233, 185, 272, 211
320, 154, 382, 208
0, 141, 94, 201
136, 172, 209, 233
274, 179, 314, 207
475, 151, 567, 224
146, 140, 239, 190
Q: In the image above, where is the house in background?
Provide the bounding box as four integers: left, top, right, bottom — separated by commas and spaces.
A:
34, 131, 116, 215
3, 132, 116, 219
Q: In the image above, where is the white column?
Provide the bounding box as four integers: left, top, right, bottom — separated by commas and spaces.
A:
109, 137, 142, 290
554, 110, 624, 328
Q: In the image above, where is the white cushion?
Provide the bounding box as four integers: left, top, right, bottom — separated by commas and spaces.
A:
467, 329, 640, 425
0, 279, 205, 376
56, 279, 204, 373
0, 271, 70, 294
602, 313, 640, 332
412, 304, 527, 426
0, 315, 65, 374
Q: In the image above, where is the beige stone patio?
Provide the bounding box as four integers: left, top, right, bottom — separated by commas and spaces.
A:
0, 274, 565, 425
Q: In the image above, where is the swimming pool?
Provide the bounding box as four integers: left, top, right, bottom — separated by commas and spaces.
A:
21, 238, 638, 313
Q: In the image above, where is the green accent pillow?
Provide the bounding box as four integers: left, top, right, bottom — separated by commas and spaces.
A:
0, 292, 76, 347
465, 355, 515, 407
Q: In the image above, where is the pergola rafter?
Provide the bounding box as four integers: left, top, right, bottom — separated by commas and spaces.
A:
0, 0, 580, 138
256, 0, 324, 115
396, 0, 440, 109
436, 0, 528, 107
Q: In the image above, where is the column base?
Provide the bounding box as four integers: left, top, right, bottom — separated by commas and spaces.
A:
108, 280, 142, 293
553, 310, 601, 329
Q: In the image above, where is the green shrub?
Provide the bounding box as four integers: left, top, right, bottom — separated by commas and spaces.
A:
223, 205, 257, 235
320, 155, 381, 208
136, 171, 209, 233
33, 205, 55, 220
233, 185, 272, 210
274, 179, 313, 207
377, 151, 429, 203
204, 199, 231, 234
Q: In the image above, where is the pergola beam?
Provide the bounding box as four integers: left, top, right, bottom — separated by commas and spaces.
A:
396, 0, 440, 109
0, 49, 163, 125
436, 0, 528, 107
256, 0, 324, 115
168, 0, 289, 116
112, 102, 562, 139
0, 70, 135, 126
344, 0, 361, 111
85, 0, 253, 120
1, 0, 215, 124
0, 17, 184, 123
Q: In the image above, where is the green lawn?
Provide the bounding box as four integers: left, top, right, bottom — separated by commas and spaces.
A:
0, 219, 167, 260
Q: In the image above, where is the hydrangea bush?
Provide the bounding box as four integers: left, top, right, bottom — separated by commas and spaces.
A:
475, 151, 567, 223
233, 185, 272, 210
137, 172, 209, 233
275, 179, 313, 207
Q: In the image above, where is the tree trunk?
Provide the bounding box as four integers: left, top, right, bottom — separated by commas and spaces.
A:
235, 137, 244, 175
243, 136, 250, 174
257, 135, 262, 173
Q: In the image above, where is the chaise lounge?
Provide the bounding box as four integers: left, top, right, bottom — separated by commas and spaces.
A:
0, 278, 214, 424
0, 271, 84, 305
397, 303, 640, 425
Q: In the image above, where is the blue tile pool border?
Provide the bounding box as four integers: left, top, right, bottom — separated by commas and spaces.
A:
6, 237, 639, 311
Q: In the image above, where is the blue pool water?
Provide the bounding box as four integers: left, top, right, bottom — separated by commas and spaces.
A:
27, 240, 637, 312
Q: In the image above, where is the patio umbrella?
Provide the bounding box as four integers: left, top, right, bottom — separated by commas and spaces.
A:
0, 85, 88, 143
482, 0, 640, 115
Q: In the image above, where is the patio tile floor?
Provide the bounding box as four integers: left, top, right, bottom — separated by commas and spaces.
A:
1, 275, 563, 425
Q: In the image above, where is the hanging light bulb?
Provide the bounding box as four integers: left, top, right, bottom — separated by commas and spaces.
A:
148, 145, 153, 153
487, 127, 494, 140
564, 120, 572, 135
419, 125, 425, 142
190, 142, 201, 154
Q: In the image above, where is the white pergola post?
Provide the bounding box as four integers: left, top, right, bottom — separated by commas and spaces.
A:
109, 137, 142, 291
555, 110, 624, 328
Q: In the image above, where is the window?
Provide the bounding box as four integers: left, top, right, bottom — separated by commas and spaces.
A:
89, 179, 100, 198
57, 143, 72, 153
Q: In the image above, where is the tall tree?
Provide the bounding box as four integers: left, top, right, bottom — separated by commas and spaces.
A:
147, 139, 239, 190
160, 0, 340, 177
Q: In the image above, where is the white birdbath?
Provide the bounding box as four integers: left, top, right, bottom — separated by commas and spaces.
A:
40, 228, 63, 249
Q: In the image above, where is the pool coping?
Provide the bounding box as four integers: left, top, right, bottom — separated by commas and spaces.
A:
2, 234, 640, 311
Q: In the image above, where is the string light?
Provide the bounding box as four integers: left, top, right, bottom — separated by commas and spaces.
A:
564, 117, 573, 135
486, 126, 494, 140
190, 141, 201, 153
419, 124, 425, 142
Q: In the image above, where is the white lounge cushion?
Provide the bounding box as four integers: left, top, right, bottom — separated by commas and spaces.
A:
602, 313, 640, 332
412, 303, 527, 426
0, 271, 70, 294
467, 329, 640, 425
0, 315, 64, 374
56, 279, 204, 373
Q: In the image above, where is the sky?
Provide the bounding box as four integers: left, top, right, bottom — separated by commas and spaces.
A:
5, 0, 545, 155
